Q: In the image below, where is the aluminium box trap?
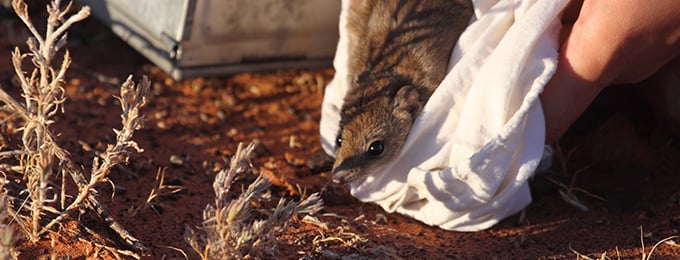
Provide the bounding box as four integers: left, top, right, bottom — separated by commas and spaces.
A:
81, 0, 341, 79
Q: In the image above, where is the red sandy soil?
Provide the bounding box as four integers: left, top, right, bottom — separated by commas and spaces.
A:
0, 7, 679, 260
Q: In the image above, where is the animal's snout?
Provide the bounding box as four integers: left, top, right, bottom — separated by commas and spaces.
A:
331, 166, 349, 184
331, 173, 345, 184
331, 159, 361, 184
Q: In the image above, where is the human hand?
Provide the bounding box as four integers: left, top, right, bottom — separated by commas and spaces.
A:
541, 0, 680, 143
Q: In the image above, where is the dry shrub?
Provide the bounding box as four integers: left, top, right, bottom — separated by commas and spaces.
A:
0, 0, 149, 257
186, 142, 324, 259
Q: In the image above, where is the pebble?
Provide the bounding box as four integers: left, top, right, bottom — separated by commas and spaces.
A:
216, 110, 226, 120
199, 112, 209, 122
169, 154, 184, 166
226, 128, 239, 138
156, 121, 168, 129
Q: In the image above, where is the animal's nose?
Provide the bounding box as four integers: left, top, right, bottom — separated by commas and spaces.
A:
331, 165, 347, 184
331, 176, 345, 184
331, 154, 363, 184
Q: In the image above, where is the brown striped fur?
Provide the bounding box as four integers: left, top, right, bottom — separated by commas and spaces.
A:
333, 0, 473, 183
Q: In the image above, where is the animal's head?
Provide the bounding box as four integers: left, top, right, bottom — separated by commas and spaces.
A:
332, 85, 421, 184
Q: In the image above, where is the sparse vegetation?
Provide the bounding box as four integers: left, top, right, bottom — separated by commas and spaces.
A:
542, 143, 606, 211
125, 167, 183, 218
0, 0, 149, 257
0, 0, 676, 259
185, 142, 324, 259
570, 226, 680, 260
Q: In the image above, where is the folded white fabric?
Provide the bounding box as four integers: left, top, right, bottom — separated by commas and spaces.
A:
320, 0, 569, 231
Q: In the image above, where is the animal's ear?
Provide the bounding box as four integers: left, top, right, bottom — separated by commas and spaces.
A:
392, 85, 420, 119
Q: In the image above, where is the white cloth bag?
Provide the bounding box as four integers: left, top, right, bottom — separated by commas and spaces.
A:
320, 0, 569, 231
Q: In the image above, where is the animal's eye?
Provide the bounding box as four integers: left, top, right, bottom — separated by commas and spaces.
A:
335, 136, 342, 148
367, 141, 384, 156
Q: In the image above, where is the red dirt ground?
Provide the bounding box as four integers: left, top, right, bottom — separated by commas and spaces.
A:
1, 8, 679, 260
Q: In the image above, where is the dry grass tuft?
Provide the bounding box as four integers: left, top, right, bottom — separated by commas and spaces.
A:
570, 226, 680, 260
542, 144, 606, 211
186, 142, 324, 259
0, 0, 150, 256
0, 192, 18, 259
126, 167, 183, 218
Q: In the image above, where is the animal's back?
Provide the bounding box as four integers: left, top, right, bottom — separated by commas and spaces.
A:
343, 0, 471, 109
333, 0, 473, 183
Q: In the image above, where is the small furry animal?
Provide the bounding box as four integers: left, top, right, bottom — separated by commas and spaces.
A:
332, 0, 473, 183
